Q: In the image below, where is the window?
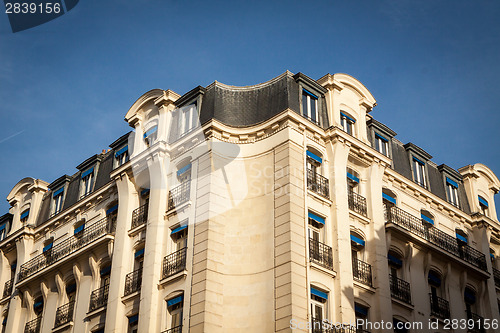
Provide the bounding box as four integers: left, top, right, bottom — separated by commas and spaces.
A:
52, 187, 64, 216
421, 210, 434, 226
479, 195, 489, 215
66, 281, 77, 302
387, 251, 403, 278
382, 189, 397, 207
340, 112, 355, 135
347, 169, 360, 192
393, 318, 409, 333
464, 287, 477, 318
351, 233, 365, 261
306, 150, 322, 176
445, 177, 459, 207
43, 239, 53, 255
171, 224, 188, 251
310, 287, 328, 326
177, 164, 192, 183
167, 295, 184, 330
20, 209, 29, 223
127, 314, 138, 333
456, 229, 468, 244
354, 303, 368, 330
179, 104, 198, 136
428, 270, 442, 298
412, 157, 426, 188
0, 223, 7, 241
302, 89, 318, 124
143, 126, 158, 147
33, 296, 44, 317
115, 145, 129, 167
81, 168, 95, 198
100, 265, 111, 287
74, 221, 85, 236
374, 133, 389, 156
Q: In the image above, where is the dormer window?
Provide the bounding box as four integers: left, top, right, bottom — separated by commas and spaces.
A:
80, 168, 95, 199
302, 89, 318, 124
375, 133, 389, 156
340, 112, 355, 135
115, 145, 129, 167
0, 223, 7, 241
445, 177, 459, 208
20, 209, 29, 223
143, 126, 158, 147
478, 196, 489, 215
179, 104, 198, 136
52, 187, 64, 216
412, 157, 426, 188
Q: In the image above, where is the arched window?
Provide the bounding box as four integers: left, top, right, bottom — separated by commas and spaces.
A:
421, 209, 434, 226
428, 269, 449, 319
478, 195, 489, 216
340, 111, 356, 135
346, 168, 360, 192
166, 293, 184, 331
382, 188, 397, 207
456, 229, 468, 244
387, 250, 403, 278
464, 287, 477, 318
310, 286, 328, 325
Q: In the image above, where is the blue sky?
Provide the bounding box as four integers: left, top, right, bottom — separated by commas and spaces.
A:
0, 0, 499, 213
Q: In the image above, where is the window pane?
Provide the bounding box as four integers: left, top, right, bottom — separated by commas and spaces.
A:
310, 98, 316, 122
302, 95, 308, 117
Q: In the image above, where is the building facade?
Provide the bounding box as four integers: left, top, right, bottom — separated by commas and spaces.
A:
0, 72, 499, 333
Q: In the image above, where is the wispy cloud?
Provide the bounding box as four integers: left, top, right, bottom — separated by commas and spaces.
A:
0, 130, 25, 144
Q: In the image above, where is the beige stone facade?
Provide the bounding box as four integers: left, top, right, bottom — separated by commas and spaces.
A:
0, 72, 499, 333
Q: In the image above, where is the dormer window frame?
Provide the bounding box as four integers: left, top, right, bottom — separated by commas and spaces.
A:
20, 209, 30, 223
367, 119, 396, 159
143, 125, 158, 147
404, 143, 432, 191
478, 195, 489, 215
115, 145, 129, 167
294, 73, 327, 128
301, 89, 319, 125
438, 164, 462, 209
80, 167, 95, 199
52, 187, 65, 216
340, 111, 355, 135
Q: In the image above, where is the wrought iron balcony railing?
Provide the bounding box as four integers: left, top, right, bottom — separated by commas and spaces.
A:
307, 170, 329, 199
389, 274, 411, 304
310, 318, 368, 333
162, 325, 183, 333
309, 238, 333, 270
385, 205, 487, 271
89, 283, 109, 312
352, 258, 372, 287
429, 294, 450, 319
131, 203, 148, 229
163, 248, 187, 279
493, 267, 500, 288
167, 181, 191, 211
466, 311, 485, 333
24, 317, 42, 333
18, 216, 117, 282
54, 301, 75, 327
3, 278, 13, 298
348, 190, 367, 217
124, 267, 143, 296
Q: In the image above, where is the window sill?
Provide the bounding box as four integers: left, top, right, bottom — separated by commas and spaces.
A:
86, 306, 106, 319
121, 290, 140, 304
52, 321, 73, 333
353, 280, 376, 294
159, 269, 188, 288
309, 262, 336, 278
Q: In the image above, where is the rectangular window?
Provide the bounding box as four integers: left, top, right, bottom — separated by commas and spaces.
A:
179, 104, 198, 137
340, 112, 355, 135
412, 157, 426, 188
375, 133, 388, 156
479, 196, 489, 215
143, 126, 158, 147
302, 89, 318, 124
0, 224, 6, 241
115, 145, 129, 167
53, 187, 64, 216
167, 295, 184, 331
445, 177, 459, 207
310, 287, 327, 326
81, 168, 95, 198
20, 209, 30, 223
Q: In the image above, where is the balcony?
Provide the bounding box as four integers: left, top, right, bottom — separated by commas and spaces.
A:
385, 205, 487, 271
18, 216, 116, 282
348, 190, 367, 217
389, 274, 411, 304
124, 267, 143, 296
24, 317, 42, 333
307, 170, 329, 199
309, 238, 333, 270
3, 278, 13, 298
466, 312, 485, 333
163, 248, 187, 279
131, 203, 148, 229
429, 294, 450, 319
310, 318, 367, 333
54, 301, 75, 327
493, 267, 500, 288
352, 258, 372, 287
89, 284, 109, 312
162, 325, 182, 333
167, 181, 191, 211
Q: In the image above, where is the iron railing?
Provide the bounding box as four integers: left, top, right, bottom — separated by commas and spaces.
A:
131, 203, 148, 229
385, 205, 487, 271
352, 258, 372, 287
18, 216, 116, 282
54, 301, 75, 327
307, 170, 329, 198
3, 278, 13, 298
348, 190, 367, 217
162, 325, 182, 333
124, 268, 143, 296
163, 248, 187, 279
167, 181, 191, 211
389, 274, 411, 304
89, 284, 109, 312
467, 311, 485, 333
302, 114, 320, 126
24, 317, 42, 333
493, 267, 500, 288
309, 238, 333, 270
429, 294, 450, 319
310, 318, 368, 333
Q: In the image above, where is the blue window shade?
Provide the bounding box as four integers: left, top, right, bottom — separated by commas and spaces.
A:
53, 187, 64, 197
106, 205, 118, 215
74, 224, 85, 235
303, 89, 318, 99
456, 233, 468, 243
0, 224, 5, 231
375, 133, 388, 142
143, 126, 158, 138
128, 314, 138, 325
308, 212, 325, 225
387, 254, 402, 267
140, 188, 150, 196
479, 196, 489, 207
115, 145, 128, 157
382, 193, 396, 205
347, 172, 359, 183
43, 243, 53, 253
171, 225, 188, 235
350, 235, 365, 247
412, 156, 425, 165
100, 266, 111, 276
306, 150, 322, 164
464, 290, 476, 304
177, 164, 192, 176
20, 210, 29, 220
81, 167, 94, 179
428, 271, 441, 286
354, 304, 368, 316
340, 112, 356, 123
421, 214, 434, 225
33, 301, 43, 309
2, 317, 6, 325
167, 295, 184, 307
134, 248, 145, 258
446, 177, 458, 188
310, 287, 328, 300
490, 253, 495, 260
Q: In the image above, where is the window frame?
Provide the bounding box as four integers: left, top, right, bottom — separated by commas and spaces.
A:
374, 133, 389, 156
301, 89, 319, 124
411, 157, 427, 188
340, 112, 355, 135
80, 168, 95, 199
445, 178, 459, 208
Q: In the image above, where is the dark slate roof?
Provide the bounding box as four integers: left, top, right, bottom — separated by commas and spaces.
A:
36, 195, 51, 227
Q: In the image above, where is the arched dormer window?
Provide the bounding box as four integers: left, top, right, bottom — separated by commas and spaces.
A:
340, 111, 356, 135
478, 195, 489, 216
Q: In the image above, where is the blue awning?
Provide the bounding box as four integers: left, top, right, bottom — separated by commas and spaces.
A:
115, 145, 128, 157
308, 212, 325, 225
33, 301, 43, 309
0, 224, 6, 231
354, 304, 368, 316
20, 210, 30, 220
490, 253, 495, 260
135, 248, 145, 258
412, 156, 425, 165
340, 112, 356, 123
479, 196, 489, 207
375, 133, 388, 142
421, 214, 434, 225
74, 224, 85, 235
350, 235, 365, 247
428, 271, 441, 286
177, 164, 192, 176
167, 295, 184, 307
347, 172, 359, 183
143, 126, 158, 138
446, 177, 458, 188
81, 167, 94, 179
43, 243, 53, 253
53, 187, 64, 197
303, 89, 318, 99
106, 205, 118, 215
128, 314, 138, 324
171, 225, 188, 235
141, 188, 150, 196
382, 193, 396, 205
387, 254, 402, 267
100, 266, 111, 276
456, 232, 468, 244
306, 151, 322, 164
310, 287, 328, 300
